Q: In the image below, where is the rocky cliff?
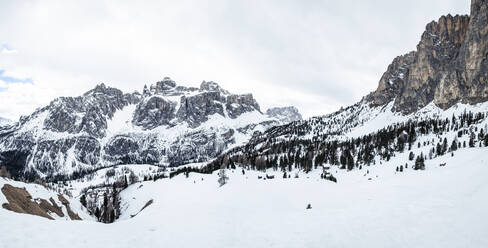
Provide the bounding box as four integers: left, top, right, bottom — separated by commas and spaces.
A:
368, 0, 488, 114
266, 107, 302, 123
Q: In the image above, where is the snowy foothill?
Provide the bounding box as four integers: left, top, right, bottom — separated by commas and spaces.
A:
0, 177, 93, 221
346, 101, 488, 139
1, 147, 488, 248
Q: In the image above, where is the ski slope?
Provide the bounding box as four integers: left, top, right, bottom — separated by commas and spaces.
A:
1, 148, 488, 248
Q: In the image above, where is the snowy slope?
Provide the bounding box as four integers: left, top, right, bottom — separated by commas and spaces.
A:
249, 99, 488, 147
0, 117, 12, 127
0, 178, 94, 221
1, 147, 488, 248
346, 101, 488, 138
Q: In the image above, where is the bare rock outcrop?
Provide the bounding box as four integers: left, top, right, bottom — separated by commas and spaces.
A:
368, 0, 488, 114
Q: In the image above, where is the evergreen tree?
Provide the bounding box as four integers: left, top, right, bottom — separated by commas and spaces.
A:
344, 149, 354, 171
442, 138, 448, 154
469, 135, 475, 147
408, 151, 415, 161
218, 168, 229, 187
80, 194, 87, 208
450, 139, 458, 151
414, 153, 425, 170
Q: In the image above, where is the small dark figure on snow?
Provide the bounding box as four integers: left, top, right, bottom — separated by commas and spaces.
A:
306, 204, 312, 209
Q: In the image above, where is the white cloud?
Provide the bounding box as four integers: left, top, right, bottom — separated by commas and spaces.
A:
1, 47, 17, 55
0, 0, 470, 120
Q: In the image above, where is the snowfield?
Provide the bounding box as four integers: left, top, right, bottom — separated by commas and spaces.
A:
1, 148, 488, 248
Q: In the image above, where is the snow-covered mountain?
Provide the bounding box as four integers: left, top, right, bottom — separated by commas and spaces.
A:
0, 78, 300, 179
1, 2, 488, 247
266, 106, 302, 123
0, 117, 12, 127
202, 0, 488, 174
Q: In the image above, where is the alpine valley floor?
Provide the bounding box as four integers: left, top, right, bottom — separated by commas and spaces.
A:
1, 147, 488, 248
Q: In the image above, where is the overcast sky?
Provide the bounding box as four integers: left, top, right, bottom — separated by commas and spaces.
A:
0, 0, 470, 120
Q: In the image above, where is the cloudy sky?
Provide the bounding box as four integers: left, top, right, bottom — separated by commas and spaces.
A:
0, 0, 470, 120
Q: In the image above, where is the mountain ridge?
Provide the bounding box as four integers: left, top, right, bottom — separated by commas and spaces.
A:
0, 78, 301, 179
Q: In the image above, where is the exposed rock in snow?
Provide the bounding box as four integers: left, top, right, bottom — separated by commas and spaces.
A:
0, 178, 92, 221
266, 106, 302, 123
0, 117, 12, 127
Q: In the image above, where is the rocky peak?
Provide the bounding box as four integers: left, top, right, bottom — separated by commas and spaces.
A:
424, 14, 470, 47
134, 78, 264, 129
0, 117, 12, 127
84, 83, 123, 96
368, 0, 488, 114
266, 106, 302, 123
200, 81, 230, 95
42, 84, 140, 137
150, 77, 177, 94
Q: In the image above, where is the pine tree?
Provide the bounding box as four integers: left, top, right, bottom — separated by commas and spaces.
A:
469, 135, 475, 147
218, 168, 229, 187
436, 143, 442, 156
442, 138, 448, 154
450, 139, 458, 151
409, 152, 415, 161
347, 154, 354, 171
414, 153, 425, 170
80, 194, 87, 208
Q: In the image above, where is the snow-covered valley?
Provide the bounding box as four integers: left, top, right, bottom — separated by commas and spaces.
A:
1, 147, 488, 248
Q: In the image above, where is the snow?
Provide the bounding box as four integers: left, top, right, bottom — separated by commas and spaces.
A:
346, 101, 488, 138
105, 104, 138, 136
64, 164, 163, 196
0, 117, 12, 126
2, 147, 488, 247
0, 178, 93, 221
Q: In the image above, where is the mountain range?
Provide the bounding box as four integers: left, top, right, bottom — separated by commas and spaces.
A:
0, 0, 487, 183
0, 78, 301, 179
1, 1, 488, 246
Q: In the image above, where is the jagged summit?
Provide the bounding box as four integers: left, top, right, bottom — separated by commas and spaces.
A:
266, 106, 302, 123
0, 117, 12, 127
368, 0, 488, 114
199, 80, 230, 94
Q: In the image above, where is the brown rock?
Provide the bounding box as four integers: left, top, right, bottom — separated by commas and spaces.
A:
368, 0, 488, 114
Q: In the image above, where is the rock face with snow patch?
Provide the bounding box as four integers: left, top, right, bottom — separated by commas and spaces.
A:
0, 117, 12, 127
0, 78, 300, 179
368, 0, 488, 114
266, 106, 302, 123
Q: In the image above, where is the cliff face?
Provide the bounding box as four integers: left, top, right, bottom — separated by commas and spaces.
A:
369, 0, 488, 114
